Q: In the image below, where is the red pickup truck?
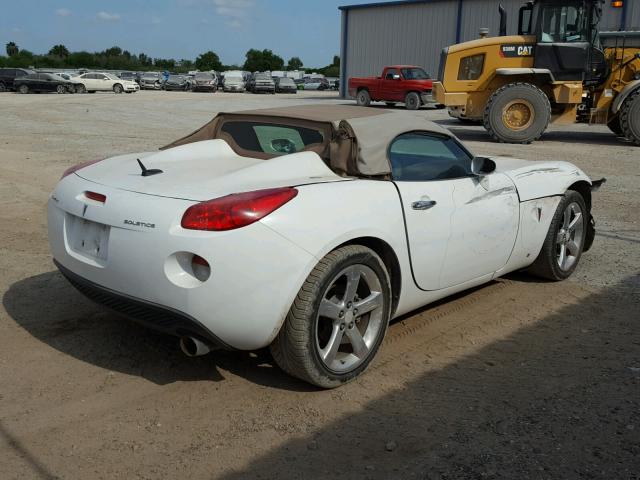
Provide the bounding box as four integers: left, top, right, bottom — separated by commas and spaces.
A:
348, 65, 435, 110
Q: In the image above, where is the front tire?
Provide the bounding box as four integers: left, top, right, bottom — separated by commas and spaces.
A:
113, 84, 123, 94
56, 85, 66, 94
619, 89, 640, 146
483, 82, 551, 144
528, 191, 587, 281
356, 89, 371, 107
405, 92, 421, 110
270, 245, 391, 388
607, 115, 622, 136
0, 82, 6, 92
18, 84, 29, 94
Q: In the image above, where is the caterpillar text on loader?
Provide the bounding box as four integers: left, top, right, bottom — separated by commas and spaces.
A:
432, 0, 640, 145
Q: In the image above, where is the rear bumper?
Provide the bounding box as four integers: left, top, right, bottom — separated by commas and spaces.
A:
55, 260, 230, 349
47, 175, 316, 350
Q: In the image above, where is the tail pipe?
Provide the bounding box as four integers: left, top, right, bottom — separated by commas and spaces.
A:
179, 336, 211, 357
499, 4, 507, 36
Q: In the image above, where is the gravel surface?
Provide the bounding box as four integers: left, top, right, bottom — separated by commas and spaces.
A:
0, 90, 638, 479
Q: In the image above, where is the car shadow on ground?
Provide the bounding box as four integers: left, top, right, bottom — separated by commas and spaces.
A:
434, 119, 627, 147
217, 275, 640, 479
1, 270, 316, 392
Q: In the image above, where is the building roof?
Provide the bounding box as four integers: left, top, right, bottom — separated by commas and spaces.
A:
339, 0, 444, 11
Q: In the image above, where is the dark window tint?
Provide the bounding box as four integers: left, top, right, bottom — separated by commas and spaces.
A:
401, 68, 430, 80
385, 68, 398, 80
220, 121, 324, 156
389, 132, 473, 181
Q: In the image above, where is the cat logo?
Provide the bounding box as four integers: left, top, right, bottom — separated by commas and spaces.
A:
500, 44, 535, 58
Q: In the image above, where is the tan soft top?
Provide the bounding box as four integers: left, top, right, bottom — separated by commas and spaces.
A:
162, 105, 454, 177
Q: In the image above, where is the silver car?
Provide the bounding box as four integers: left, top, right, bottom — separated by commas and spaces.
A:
139, 72, 163, 90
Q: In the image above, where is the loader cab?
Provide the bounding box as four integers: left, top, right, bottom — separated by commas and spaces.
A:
520, 0, 607, 84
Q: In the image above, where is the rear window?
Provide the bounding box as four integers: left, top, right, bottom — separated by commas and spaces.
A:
220, 121, 325, 157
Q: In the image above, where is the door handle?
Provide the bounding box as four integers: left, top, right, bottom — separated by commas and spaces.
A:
412, 200, 437, 210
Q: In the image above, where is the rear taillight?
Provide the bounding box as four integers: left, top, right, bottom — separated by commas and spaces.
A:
61, 159, 104, 179
84, 191, 106, 203
181, 187, 298, 231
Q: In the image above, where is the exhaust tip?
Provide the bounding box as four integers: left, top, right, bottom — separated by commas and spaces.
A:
179, 336, 211, 357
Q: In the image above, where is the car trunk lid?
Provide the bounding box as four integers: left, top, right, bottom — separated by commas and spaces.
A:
74, 139, 345, 202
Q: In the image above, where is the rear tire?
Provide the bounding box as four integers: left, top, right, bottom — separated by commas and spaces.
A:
528, 190, 587, 281
0, 82, 6, 92
18, 84, 29, 94
483, 82, 551, 144
75, 84, 86, 94
405, 92, 421, 110
619, 89, 640, 146
270, 245, 391, 388
356, 89, 371, 107
56, 85, 66, 94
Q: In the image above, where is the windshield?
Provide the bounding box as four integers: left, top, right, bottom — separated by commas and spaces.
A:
279, 78, 294, 85
195, 73, 213, 79
401, 68, 430, 80
168, 75, 184, 82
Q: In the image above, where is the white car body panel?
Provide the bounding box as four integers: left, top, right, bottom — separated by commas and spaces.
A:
77, 140, 344, 201
48, 139, 594, 351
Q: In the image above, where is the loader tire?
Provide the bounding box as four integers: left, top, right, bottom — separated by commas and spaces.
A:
483, 82, 551, 144
619, 89, 640, 146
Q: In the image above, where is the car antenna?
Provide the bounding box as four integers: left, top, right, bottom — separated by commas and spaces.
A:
137, 158, 163, 177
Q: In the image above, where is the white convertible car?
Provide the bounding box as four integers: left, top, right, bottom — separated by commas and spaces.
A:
48, 105, 603, 388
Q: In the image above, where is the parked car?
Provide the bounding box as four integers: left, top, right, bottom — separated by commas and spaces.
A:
302, 77, 330, 91
348, 65, 434, 110
48, 104, 603, 388
191, 72, 218, 92
274, 77, 297, 94
14, 72, 76, 94
53, 73, 85, 93
118, 71, 140, 84
0, 67, 35, 92
247, 72, 275, 94
162, 75, 192, 91
139, 72, 163, 90
222, 71, 245, 92
74, 72, 139, 94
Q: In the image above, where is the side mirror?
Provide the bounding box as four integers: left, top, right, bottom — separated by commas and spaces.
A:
392, 74, 401, 81
271, 138, 297, 154
471, 156, 496, 176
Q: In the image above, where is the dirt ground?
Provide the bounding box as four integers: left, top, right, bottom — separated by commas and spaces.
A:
1, 90, 638, 480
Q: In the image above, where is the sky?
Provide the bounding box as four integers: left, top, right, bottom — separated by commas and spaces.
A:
0, 0, 379, 67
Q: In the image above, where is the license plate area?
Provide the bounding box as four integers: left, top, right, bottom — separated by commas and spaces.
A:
65, 213, 110, 265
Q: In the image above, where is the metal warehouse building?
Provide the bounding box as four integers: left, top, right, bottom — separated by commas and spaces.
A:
339, 0, 640, 97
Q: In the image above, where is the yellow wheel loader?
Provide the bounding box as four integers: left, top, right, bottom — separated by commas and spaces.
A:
432, 0, 640, 145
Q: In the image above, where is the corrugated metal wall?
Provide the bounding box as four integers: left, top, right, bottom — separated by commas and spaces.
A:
341, 0, 640, 97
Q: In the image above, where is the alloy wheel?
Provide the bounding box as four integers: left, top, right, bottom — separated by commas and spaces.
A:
556, 201, 584, 272
315, 264, 384, 373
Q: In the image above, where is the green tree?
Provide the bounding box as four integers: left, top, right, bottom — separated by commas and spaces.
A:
48, 44, 70, 57
243, 49, 284, 72
195, 51, 222, 71
332, 55, 340, 67
104, 46, 122, 57
287, 56, 303, 71
6, 41, 19, 57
